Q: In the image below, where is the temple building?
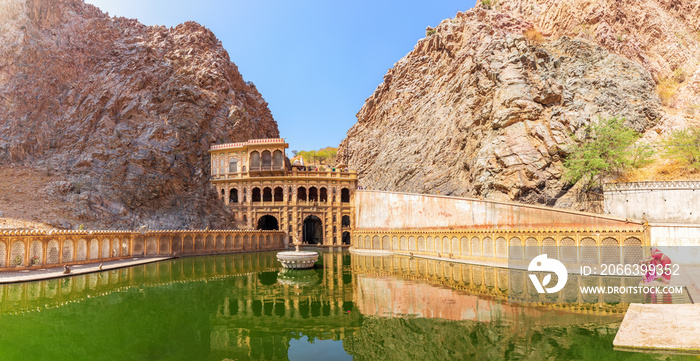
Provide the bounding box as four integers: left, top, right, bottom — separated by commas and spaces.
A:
209, 138, 357, 247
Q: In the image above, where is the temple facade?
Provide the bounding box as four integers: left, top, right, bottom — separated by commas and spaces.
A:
209, 138, 357, 247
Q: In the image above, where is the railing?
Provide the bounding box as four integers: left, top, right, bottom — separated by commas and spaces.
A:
0, 229, 285, 271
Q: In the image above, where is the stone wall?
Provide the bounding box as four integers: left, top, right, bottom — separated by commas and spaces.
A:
604, 181, 700, 224
355, 190, 641, 230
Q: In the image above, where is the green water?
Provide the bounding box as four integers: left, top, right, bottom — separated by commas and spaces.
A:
0, 252, 695, 361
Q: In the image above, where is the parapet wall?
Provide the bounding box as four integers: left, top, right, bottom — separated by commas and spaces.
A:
355, 190, 641, 230
0, 229, 286, 271
604, 181, 700, 224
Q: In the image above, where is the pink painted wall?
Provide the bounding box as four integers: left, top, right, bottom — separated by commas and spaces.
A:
355, 190, 641, 230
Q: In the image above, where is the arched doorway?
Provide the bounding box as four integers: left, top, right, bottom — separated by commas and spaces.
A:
341, 188, 350, 203
342, 215, 350, 228
257, 215, 279, 230
229, 188, 238, 203
303, 215, 323, 245
342, 231, 351, 245
309, 187, 318, 202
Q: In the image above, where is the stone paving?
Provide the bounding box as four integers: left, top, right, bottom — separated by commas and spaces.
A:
614, 303, 700, 353
0, 257, 174, 284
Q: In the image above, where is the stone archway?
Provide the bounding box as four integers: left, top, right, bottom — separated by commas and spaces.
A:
303, 215, 323, 245
257, 215, 279, 230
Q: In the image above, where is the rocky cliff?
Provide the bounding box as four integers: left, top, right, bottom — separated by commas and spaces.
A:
0, 0, 278, 229
498, 0, 700, 111
340, 6, 670, 209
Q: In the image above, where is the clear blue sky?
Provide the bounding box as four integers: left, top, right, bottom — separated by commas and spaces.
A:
84, 0, 474, 152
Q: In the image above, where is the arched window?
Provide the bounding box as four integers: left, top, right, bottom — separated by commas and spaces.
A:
288, 187, 292, 202
263, 187, 272, 202
309, 187, 318, 202
252, 187, 261, 202
262, 150, 272, 170
274, 187, 284, 202
297, 187, 307, 202
273, 150, 284, 169
320, 187, 328, 202
342, 215, 350, 228
341, 188, 350, 203
242, 188, 247, 203
229, 159, 238, 173
250, 151, 261, 170
229, 188, 238, 203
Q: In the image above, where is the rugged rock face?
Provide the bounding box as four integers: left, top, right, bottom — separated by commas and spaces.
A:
0, 0, 278, 229
340, 8, 663, 209
498, 0, 700, 110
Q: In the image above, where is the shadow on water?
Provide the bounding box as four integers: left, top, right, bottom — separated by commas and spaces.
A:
0, 252, 694, 361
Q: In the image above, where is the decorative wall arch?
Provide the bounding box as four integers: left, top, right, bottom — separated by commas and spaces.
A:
29, 241, 42, 266
601, 237, 620, 264
171, 236, 181, 255
483, 237, 494, 257
622, 237, 643, 265
205, 235, 215, 251
417, 236, 425, 252
159, 236, 170, 255
524, 237, 539, 260
495, 237, 507, 259
47, 240, 60, 264
471, 237, 482, 257
542, 237, 557, 259
145, 238, 157, 256
102, 239, 110, 259
183, 236, 194, 254
509, 237, 523, 260
63, 240, 74, 262
382, 236, 391, 250
0, 241, 5, 267
112, 239, 120, 257
580, 237, 598, 264
77, 239, 88, 261
560, 237, 577, 263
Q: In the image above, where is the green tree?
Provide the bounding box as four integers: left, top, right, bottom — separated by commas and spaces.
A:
662, 127, 700, 170
563, 117, 653, 190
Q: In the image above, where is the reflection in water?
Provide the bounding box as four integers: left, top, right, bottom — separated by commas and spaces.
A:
0, 252, 694, 361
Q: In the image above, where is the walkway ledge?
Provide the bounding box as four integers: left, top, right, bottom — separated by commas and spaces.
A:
0, 257, 175, 284
614, 303, 700, 354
